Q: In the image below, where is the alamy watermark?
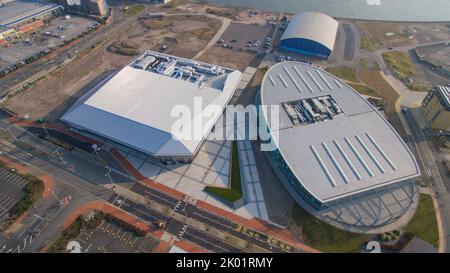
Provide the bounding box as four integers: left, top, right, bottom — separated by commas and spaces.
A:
171, 98, 279, 151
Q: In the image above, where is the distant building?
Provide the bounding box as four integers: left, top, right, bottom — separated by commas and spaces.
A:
422, 85, 450, 131
80, 0, 108, 17
280, 12, 338, 58
0, 0, 63, 41
55, 0, 109, 17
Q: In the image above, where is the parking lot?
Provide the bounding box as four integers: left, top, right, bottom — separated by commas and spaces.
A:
74, 220, 159, 253
0, 167, 29, 228
0, 15, 97, 73
216, 22, 274, 54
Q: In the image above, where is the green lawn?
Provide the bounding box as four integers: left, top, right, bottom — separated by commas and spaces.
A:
292, 204, 370, 253
388, 112, 408, 137
204, 141, 243, 202
326, 67, 358, 82
9, 174, 44, 219
405, 194, 439, 247
382, 51, 417, 79
361, 36, 378, 52
348, 82, 381, 98
125, 4, 146, 16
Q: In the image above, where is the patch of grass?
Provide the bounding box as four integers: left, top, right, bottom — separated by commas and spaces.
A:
49, 216, 84, 253
49, 211, 146, 252
405, 194, 439, 247
142, 18, 174, 29
326, 66, 358, 82
382, 51, 417, 80
9, 174, 44, 219
360, 58, 368, 68
292, 204, 370, 253
406, 81, 429, 92
359, 69, 399, 114
388, 112, 408, 137
348, 82, 381, 98
107, 41, 139, 56
125, 4, 146, 16
361, 35, 378, 52
204, 141, 242, 202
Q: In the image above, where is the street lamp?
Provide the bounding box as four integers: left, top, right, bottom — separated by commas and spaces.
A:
91, 144, 116, 189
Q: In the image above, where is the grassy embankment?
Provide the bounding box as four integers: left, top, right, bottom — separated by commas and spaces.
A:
382, 51, 428, 92
204, 141, 243, 202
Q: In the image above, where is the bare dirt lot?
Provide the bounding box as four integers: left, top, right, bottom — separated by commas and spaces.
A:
197, 46, 254, 71
4, 14, 222, 121
356, 22, 450, 48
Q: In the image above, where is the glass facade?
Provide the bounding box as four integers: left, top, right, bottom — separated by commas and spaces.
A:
267, 146, 323, 210
257, 97, 323, 210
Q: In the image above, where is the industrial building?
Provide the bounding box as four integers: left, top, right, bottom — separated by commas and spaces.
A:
259, 61, 421, 229
55, 0, 109, 17
0, 0, 63, 41
62, 51, 242, 164
422, 85, 450, 131
280, 12, 338, 58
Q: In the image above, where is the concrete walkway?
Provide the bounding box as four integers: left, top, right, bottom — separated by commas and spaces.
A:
192, 15, 231, 60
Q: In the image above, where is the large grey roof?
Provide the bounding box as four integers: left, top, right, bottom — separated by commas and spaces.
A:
281, 12, 339, 51
62, 52, 242, 157
261, 62, 420, 203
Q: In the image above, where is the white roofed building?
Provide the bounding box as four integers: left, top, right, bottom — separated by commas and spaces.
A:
62, 51, 242, 164
259, 61, 421, 230
280, 12, 338, 58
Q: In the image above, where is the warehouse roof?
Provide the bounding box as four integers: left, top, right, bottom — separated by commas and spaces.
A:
281, 12, 339, 51
261, 61, 420, 203
62, 51, 242, 157
0, 0, 62, 28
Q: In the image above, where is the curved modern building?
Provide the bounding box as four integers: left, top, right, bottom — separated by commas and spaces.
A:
280, 12, 338, 58
260, 61, 421, 229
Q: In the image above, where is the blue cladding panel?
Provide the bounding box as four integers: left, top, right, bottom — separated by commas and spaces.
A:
280, 38, 332, 58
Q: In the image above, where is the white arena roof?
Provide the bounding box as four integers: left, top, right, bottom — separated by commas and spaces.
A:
62, 51, 242, 158
261, 61, 420, 203
281, 12, 339, 52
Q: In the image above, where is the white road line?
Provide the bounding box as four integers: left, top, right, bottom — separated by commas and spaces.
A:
145, 190, 177, 206
84, 243, 93, 253
9, 176, 21, 186
193, 212, 232, 229
134, 207, 158, 222
184, 230, 229, 252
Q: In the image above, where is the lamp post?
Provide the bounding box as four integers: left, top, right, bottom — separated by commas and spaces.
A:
92, 144, 115, 189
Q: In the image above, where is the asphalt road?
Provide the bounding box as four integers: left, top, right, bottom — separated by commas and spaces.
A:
342, 24, 355, 61
131, 183, 297, 253
109, 192, 246, 253
402, 109, 450, 252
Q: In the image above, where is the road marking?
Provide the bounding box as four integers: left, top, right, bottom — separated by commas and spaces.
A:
183, 230, 229, 252
193, 211, 232, 230
178, 224, 188, 239
84, 243, 93, 253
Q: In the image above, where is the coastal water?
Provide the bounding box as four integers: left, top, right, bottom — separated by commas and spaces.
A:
204, 0, 450, 22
